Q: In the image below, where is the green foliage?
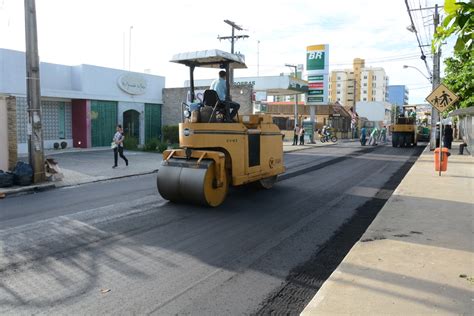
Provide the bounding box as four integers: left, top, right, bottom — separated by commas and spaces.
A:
123, 136, 138, 150
433, 0, 473, 52
143, 138, 159, 151
442, 48, 474, 110
162, 125, 179, 144
157, 142, 168, 153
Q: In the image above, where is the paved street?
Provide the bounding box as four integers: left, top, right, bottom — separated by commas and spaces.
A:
0, 143, 422, 315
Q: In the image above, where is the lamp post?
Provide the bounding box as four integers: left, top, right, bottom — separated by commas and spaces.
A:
129, 25, 133, 71
285, 64, 298, 129
402, 65, 432, 82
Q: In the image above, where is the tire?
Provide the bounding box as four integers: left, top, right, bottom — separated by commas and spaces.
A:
392, 133, 398, 147
257, 175, 278, 189
331, 136, 338, 143
399, 134, 405, 148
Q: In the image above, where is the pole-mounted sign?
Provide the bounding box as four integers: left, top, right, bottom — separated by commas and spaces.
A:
425, 83, 459, 176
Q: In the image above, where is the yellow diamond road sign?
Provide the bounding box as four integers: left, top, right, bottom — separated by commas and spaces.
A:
426, 83, 459, 112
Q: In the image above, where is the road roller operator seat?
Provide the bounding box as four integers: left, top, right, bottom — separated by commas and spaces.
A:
202, 89, 240, 123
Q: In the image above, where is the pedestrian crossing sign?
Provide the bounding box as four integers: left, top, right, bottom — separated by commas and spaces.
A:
426, 83, 459, 112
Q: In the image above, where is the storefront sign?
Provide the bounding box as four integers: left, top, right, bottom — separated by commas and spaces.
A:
306, 44, 329, 106
117, 73, 147, 95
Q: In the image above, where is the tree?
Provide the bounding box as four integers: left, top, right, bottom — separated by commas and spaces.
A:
442, 48, 473, 109
433, 0, 473, 110
433, 0, 473, 52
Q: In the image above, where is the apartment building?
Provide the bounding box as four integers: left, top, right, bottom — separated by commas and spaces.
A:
329, 58, 389, 107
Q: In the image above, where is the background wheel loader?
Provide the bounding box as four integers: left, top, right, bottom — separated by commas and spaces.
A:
157, 49, 285, 207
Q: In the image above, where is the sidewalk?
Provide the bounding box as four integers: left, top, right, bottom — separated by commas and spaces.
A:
0, 150, 162, 196
301, 142, 473, 315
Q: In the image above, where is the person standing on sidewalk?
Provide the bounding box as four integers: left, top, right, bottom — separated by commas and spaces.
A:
299, 126, 305, 145
293, 124, 300, 146
112, 124, 128, 168
443, 124, 453, 149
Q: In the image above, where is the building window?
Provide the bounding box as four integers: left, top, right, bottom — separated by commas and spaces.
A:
337, 90, 341, 94
337, 76, 341, 80
337, 98, 340, 101
363, 90, 367, 94
337, 83, 341, 87
363, 97, 367, 101
373, 75, 376, 80
363, 83, 367, 87
363, 75, 367, 79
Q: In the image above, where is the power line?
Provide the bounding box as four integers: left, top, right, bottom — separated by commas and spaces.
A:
404, 0, 433, 79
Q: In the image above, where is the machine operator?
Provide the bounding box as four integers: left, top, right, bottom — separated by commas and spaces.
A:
210, 70, 240, 121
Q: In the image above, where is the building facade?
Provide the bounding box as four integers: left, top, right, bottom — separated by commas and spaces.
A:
329, 58, 389, 106
0, 49, 165, 154
387, 85, 409, 106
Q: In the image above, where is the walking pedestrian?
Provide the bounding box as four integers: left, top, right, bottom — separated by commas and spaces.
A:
360, 126, 367, 146
299, 126, 305, 145
368, 127, 378, 146
112, 124, 128, 168
293, 124, 300, 146
380, 126, 387, 144
443, 124, 453, 149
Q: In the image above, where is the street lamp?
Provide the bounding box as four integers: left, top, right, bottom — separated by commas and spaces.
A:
403, 65, 432, 83
285, 63, 298, 129
129, 26, 133, 71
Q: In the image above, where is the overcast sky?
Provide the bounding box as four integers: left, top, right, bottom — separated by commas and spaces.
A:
0, 0, 453, 103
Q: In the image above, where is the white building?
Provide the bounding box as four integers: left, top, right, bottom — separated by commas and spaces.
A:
356, 101, 392, 126
329, 58, 389, 107
0, 48, 165, 154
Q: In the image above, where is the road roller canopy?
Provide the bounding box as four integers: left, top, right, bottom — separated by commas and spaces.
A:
170, 49, 247, 69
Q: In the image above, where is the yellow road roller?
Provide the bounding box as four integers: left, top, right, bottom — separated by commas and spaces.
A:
157, 49, 285, 207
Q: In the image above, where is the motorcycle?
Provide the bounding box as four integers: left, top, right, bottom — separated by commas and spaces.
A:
319, 132, 338, 143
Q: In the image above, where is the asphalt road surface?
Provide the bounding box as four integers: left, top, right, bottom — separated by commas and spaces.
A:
0, 142, 423, 315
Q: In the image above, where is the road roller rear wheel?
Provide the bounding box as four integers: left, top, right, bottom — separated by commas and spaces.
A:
257, 175, 278, 189
157, 159, 229, 207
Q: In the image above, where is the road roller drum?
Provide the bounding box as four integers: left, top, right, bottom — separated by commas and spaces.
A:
157, 159, 228, 207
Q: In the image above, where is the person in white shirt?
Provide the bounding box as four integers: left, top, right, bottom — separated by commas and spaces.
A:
112, 124, 128, 168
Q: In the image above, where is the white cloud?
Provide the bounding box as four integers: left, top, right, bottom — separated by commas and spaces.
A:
0, 0, 453, 103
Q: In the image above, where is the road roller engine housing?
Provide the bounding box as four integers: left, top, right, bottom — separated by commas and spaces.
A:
157, 49, 285, 207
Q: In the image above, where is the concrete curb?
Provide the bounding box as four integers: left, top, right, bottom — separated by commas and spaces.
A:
0, 170, 158, 198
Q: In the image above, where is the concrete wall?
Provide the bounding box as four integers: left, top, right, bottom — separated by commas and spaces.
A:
162, 85, 253, 126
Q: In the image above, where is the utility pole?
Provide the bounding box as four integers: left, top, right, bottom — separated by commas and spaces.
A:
353, 78, 358, 138
430, 4, 441, 151
218, 20, 249, 85
257, 40, 260, 77
285, 64, 298, 128
24, 0, 45, 183
129, 25, 133, 71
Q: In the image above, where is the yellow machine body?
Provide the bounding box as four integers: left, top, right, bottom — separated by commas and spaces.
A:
157, 114, 285, 207
391, 116, 418, 147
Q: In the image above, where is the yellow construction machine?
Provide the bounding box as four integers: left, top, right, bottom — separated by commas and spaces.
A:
157, 50, 285, 207
391, 105, 418, 147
